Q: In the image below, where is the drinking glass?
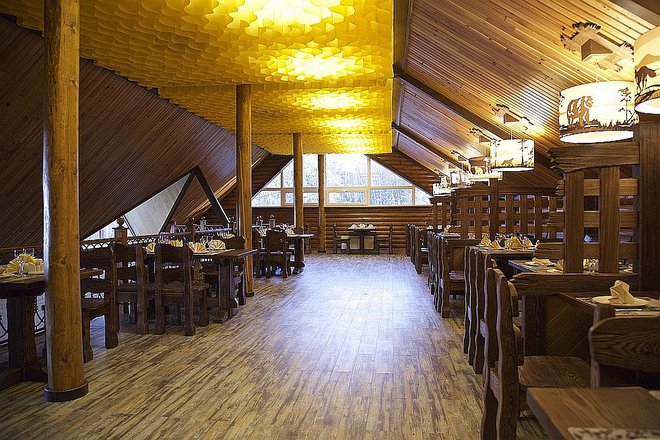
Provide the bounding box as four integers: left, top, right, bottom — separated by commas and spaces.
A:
14, 249, 27, 276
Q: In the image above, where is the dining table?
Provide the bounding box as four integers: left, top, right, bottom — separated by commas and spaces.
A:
560, 290, 660, 318
472, 246, 536, 278
0, 268, 103, 390
527, 387, 660, 440
348, 227, 376, 254
285, 233, 314, 273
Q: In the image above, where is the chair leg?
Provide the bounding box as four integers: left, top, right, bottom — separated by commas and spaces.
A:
481, 375, 498, 440
82, 310, 93, 363
104, 313, 119, 350
463, 306, 471, 355
282, 254, 288, 278
198, 290, 209, 327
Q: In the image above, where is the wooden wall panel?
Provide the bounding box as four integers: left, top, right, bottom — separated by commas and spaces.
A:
0, 18, 265, 247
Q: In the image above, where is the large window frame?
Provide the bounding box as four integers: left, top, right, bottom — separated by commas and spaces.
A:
253, 154, 431, 208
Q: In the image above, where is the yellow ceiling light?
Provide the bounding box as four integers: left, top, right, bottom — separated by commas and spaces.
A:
260, 49, 365, 82
320, 117, 367, 130
292, 90, 366, 110
229, 0, 345, 35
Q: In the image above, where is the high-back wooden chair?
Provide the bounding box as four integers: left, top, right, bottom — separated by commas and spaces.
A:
79, 246, 118, 362
405, 224, 412, 256
589, 313, 660, 388
264, 229, 294, 278
469, 249, 495, 374
427, 232, 439, 295
252, 229, 266, 278
154, 243, 209, 336
437, 238, 478, 317
481, 268, 590, 440
332, 224, 350, 254
412, 226, 428, 274
375, 225, 393, 254
463, 246, 477, 355
114, 243, 153, 334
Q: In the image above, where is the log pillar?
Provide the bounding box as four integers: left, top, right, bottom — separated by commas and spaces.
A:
236, 84, 254, 296
317, 154, 326, 252
636, 119, 660, 290
293, 133, 304, 229
43, 0, 87, 402
563, 171, 585, 273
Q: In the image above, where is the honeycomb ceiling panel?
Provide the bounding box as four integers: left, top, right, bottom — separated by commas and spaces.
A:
1, 0, 393, 154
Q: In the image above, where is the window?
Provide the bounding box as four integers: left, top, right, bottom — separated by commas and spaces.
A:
252, 154, 431, 207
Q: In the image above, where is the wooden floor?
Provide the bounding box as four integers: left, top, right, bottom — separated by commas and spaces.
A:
0, 254, 545, 439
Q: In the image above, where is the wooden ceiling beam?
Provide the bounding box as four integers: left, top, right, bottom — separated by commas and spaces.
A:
612, 0, 660, 25
392, 122, 463, 169
395, 73, 557, 174
393, 0, 413, 73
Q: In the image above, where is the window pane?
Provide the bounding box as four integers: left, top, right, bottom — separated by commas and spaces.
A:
329, 191, 365, 204
303, 154, 318, 188
284, 192, 293, 204
370, 160, 410, 186
264, 174, 281, 188
326, 154, 368, 187
370, 189, 413, 206
253, 190, 281, 207
303, 193, 318, 204
415, 188, 431, 205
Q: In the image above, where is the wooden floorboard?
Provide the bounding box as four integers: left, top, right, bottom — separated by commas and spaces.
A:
0, 254, 545, 439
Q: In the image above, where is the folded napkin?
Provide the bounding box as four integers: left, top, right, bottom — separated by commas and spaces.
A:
208, 240, 226, 250
610, 280, 636, 305
285, 228, 295, 235
222, 233, 235, 239
368, 224, 374, 229
1, 265, 13, 275
188, 242, 206, 253
24, 261, 44, 274
555, 259, 564, 271
531, 258, 552, 265
467, 232, 475, 239
480, 235, 491, 246
490, 240, 501, 249
170, 240, 184, 247
258, 228, 267, 237
145, 242, 156, 253
509, 236, 523, 249
522, 237, 534, 247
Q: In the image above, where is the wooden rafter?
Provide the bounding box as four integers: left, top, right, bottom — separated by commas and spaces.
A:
392, 123, 463, 168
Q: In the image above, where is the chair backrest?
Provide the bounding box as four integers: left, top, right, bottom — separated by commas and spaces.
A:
155, 243, 193, 287
589, 314, 660, 387
252, 229, 263, 250
265, 229, 288, 253
113, 243, 147, 285
220, 236, 245, 250
494, 268, 520, 402
80, 246, 116, 298
442, 239, 479, 277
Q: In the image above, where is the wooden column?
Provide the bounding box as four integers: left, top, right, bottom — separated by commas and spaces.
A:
293, 132, 304, 229
431, 198, 439, 229
488, 178, 499, 240
236, 84, 253, 296
636, 119, 660, 290
43, 0, 87, 402
599, 167, 620, 273
563, 171, 585, 273
317, 154, 326, 252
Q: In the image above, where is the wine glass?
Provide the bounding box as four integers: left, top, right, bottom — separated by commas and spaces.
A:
14, 249, 27, 276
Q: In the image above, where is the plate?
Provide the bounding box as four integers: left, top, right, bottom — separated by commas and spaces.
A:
592, 295, 649, 308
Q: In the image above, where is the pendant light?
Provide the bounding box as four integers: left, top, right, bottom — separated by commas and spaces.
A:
635, 26, 660, 114
559, 80, 636, 143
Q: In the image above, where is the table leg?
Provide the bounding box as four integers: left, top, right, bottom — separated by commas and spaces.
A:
293, 240, 305, 274
214, 262, 238, 323
1, 295, 47, 390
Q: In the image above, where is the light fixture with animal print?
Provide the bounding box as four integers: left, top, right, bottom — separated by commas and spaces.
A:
559, 81, 636, 143
635, 26, 660, 115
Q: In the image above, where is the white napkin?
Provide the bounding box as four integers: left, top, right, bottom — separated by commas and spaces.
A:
170, 240, 184, 248
480, 235, 491, 246
208, 240, 226, 250
188, 242, 206, 253
285, 228, 295, 235
555, 259, 564, 271
531, 258, 552, 265
522, 237, 534, 247
145, 242, 156, 253
490, 240, 501, 249
509, 236, 523, 249
610, 280, 635, 305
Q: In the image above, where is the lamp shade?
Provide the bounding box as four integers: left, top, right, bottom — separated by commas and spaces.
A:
635, 26, 660, 114
432, 176, 451, 195
490, 139, 534, 171
559, 81, 635, 143
468, 157, 503, 181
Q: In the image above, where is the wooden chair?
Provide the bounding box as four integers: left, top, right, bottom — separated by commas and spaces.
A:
481, 268, 590, 440
114, 243, 153, 334
463, 246, 477, 355
465, 247, 495, 374
264, 229, 294, 278
375, 225, 393, 254
428, 232, 439, 294
436, 238, 478, 317
332, 224, 350, 254
79, 247, 119, 362
412, 226, 428, 274
405, 224, 412, 257
589, 312, 660, 388
252, 229, 266, 278
154, 243, 209, 336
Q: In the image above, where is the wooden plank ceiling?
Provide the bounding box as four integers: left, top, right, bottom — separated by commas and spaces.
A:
0, 18, 266, 247
396, 0, 655, 187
